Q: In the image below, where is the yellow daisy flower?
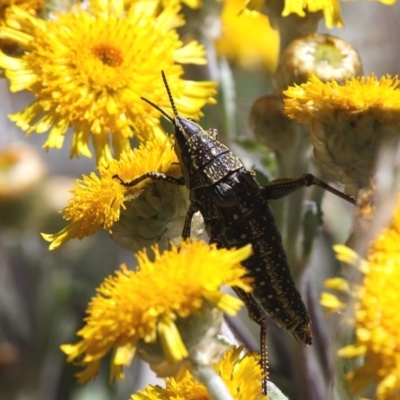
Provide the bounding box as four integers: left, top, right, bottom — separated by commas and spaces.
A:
284, 75, 400, 194
0, 1, 216, 165
246, 0, 343, 28
281, 0, 343, 28
42, 134, 187, 251
0, 0, 43, 53
247, 0, 396, 29
0, 0, 42, 21
215, 0, 279, 71
132, 346, 267, 400
324, 196, 400, 399
60, 240, 253, 384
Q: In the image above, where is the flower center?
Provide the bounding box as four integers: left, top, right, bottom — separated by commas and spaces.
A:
91, 44, 123, 67
314, 42, 344, 69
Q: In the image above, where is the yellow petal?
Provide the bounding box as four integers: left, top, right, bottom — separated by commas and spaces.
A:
158, 318, 188, 363
320, 292, 346, 313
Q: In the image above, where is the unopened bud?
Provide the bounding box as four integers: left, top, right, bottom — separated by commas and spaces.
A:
110, 182, 190, 252
276, 33, 363, 90
249, 95, 296, 151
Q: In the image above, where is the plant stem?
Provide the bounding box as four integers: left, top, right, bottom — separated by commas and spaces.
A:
194, 364, 234, 400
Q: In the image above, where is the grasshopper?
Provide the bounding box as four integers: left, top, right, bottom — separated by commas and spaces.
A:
114, 72, 355, 392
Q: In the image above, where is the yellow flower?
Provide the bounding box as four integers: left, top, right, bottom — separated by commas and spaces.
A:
284, 75, 400, 194
215, 0, 279, 71
246, 0, 343, 28
0, 1, 216, 165
93, 0, 203, 13
42, 134, 184, 250
281, 0, 343, 28
326, 196, 400, 399
247, 0, 396, 29
0, 0, 43, 53
0, 0, 42, 21
132, 346, 267, 400
60, 241, 253, 384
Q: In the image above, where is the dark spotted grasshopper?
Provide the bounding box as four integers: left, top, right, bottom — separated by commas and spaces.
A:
114, 72, 355, 390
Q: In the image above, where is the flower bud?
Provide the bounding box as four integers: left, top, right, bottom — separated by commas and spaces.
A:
249, 95, 296, 151
110, 182, 190, 252
276, 33, 363, 90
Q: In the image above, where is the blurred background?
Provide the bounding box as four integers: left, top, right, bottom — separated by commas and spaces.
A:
1, 1, 400, 399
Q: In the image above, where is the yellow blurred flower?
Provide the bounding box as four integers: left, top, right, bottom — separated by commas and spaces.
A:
216, 0, 279, 71
42, 134, 184, 250
0, 1, 216, 165
132, 346, 267, 400
0, 0, 42, 21
324, 195, 400, 399
281, 0, 343, 28
94, 0, 203, 13
0, 0, 43, 53
247, 0, 397, 28
60, 240, 253, 383
372, 0, 396, 4
246, 0, 343, 27
284, 75, 400, 194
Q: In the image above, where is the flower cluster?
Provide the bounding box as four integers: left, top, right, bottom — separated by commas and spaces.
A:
61, 240, 253, 383
42, 134, 186, 251
322, 195, 400, 399
2, 0, 400, 398
132, 345, 267, 400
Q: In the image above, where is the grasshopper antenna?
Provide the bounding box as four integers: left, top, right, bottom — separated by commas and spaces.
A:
161, 70, 179, 117
140, 71, 179, 123
140, 96, 174, 123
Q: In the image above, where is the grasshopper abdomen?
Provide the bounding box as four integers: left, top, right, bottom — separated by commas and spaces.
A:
190, 167, 312, 345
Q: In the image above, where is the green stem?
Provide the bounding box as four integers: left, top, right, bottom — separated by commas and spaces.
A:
274, 124, 312, 278
194, 364, 234, 400
218, 58, 237, 141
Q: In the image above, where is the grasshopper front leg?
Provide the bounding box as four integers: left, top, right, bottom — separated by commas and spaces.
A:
113, 172, 185, 187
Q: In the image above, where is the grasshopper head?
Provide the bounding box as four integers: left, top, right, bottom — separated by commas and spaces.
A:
140, 72, 207, 187
140, 71, 202, 142
174, 116, 203, 142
